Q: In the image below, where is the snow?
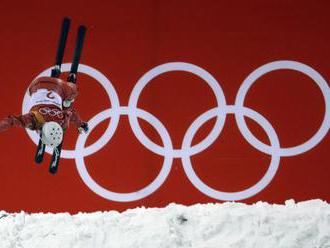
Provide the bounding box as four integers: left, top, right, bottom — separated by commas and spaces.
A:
0, 200, 329, 248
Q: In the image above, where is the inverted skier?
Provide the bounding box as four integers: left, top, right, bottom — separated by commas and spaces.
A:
0, 76, 89, 147
0, 18, 88, 173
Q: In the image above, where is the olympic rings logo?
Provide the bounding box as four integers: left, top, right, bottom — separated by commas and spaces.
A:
22, 60, 330, 202
39, 107, 64, 119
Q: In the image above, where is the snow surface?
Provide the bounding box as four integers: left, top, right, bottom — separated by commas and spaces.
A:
0, 200, 329, 248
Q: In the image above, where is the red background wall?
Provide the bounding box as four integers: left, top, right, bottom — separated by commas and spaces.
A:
0, 0, 329, 213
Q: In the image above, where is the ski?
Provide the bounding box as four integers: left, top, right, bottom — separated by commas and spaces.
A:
67, 25, 86, 83
34, 132, 46, 163
34, 17, 71, 164
49, 143, 62, 174
49, 24, 87, 174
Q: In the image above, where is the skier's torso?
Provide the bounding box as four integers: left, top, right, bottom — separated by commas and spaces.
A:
27, 76, 79, 130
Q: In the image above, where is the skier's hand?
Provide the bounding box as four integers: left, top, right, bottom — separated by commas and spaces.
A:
63, 99, 74, 108
78, 122, 89, 134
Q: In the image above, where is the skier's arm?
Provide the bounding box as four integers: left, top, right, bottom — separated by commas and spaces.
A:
0, 113, 36, 132
65, 107, 88, 133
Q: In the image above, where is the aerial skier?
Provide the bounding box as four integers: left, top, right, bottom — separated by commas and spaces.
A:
0, 18, 88, 174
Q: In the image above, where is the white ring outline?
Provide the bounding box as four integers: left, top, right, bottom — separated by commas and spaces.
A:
128, 62, 227, 158
75, 107, 174, 202
235, 60, 330, 157
182, 105, 280, 201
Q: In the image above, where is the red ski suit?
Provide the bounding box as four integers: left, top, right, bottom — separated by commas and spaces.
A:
0, 76, 85, 132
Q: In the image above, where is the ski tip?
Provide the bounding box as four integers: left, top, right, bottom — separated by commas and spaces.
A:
35, 158, 44, 164
62, 17, 71, 31
63, 17, 71, 24
78, 25, 87, 33
49, 170, 58, 175
49, 166, 58, 174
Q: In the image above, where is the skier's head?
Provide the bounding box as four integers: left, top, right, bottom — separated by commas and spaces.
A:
41, 121, 63, 148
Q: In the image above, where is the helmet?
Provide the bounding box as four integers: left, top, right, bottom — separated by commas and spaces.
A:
41, 121, 63, 148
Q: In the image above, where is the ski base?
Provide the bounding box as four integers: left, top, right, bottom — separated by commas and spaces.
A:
35, 134, 46, 163
49, 143, 62, 174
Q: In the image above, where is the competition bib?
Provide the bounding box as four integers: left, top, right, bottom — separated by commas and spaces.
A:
30, 89, 63, 109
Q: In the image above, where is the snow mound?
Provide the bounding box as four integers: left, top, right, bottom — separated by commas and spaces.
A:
0, 200, 330, 248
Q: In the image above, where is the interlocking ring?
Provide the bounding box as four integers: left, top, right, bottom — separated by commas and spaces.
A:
22, 61, 330, 202
39, 107, 64, 119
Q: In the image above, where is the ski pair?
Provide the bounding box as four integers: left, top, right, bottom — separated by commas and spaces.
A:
34, 17, 86, 174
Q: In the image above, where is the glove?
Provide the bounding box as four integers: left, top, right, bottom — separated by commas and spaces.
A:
78, 122, 89, 134
63, 99, 74, 108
